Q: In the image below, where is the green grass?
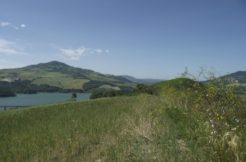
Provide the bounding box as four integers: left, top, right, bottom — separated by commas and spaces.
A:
0, 96, 140, 161
0, 91, 245, 161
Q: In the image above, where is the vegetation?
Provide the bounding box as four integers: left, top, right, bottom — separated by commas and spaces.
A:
71, 92, 77, 99
90, 88, 129, 99
220, 71, 246, 83
134, 84, 159, 95
219, 71, 246, 95
0, 74, 246, 161
89, 83, 158, 99
0, 80, 66, 94
0, 87, 16, 97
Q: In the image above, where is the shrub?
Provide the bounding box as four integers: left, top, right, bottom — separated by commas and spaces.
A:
134, 84, 159, 95
90, 88, 123, 99
160, 72, 246, 161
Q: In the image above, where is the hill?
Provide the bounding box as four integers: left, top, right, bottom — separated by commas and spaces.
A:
219, 71, 246, 95
220, 71, 246, 84
122, 75, 164, 85
0, 61, 135, 92
154, 77, 200, 91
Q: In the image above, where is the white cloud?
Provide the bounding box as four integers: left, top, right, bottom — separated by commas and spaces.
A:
60, 46, 109, 60
0, 38, 25, 55
105, 49, 110, 53
0, 22, 10, 27
20, 24, 26, 28
60, 47, 88, 60
0, 21, 26, 30
94, 49, 103, 53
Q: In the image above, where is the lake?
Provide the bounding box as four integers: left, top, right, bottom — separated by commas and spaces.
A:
0, 93, 91, 110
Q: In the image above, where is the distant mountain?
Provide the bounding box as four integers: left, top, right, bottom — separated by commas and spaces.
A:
122, 75, 164, 85
0, 61, 135, 93
219, 71, 246, 84
219, 71, 246, 95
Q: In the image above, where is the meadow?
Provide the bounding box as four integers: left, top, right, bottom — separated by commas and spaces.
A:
0, 78, 245, 161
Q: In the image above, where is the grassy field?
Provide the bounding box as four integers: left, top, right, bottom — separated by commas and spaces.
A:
0, 80, 246, 161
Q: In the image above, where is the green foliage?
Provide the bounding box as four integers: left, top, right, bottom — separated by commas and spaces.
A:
90, 88, 123, 99
194, 78, 245, 161
154, 77, 200, 91
158, 75, 246, 161
135, 84, 159, 95
0, 80, 80, 94
235, 85, 246, 95
0, 87, 16, 97
83, 81, 115, 91
220, 71, 246, 83
71, 92, 77, 99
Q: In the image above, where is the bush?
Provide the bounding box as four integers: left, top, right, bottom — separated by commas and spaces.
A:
90, 88, 123, 99
159, 74, 246, 161
0, 88, 16, 97
134, 84, 159, 95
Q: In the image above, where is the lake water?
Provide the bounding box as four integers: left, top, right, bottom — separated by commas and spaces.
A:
0, 93, 91, 110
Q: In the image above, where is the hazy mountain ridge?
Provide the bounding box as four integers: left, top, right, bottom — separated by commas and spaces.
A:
219, 71, 246, 84
219, 71, 246, 95
122, 75, 164, 85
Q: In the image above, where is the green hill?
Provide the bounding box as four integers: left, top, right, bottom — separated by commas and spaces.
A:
121, 75, 164, 85
219, 71, 246, 95
220, 71, 246, 84
154, 78, 200, 91
0, 61, 135, 92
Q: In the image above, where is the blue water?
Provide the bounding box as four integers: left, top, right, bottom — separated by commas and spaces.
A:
0, 93, 91, 108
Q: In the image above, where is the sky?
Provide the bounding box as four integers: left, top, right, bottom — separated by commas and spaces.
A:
0, 0, 245, 79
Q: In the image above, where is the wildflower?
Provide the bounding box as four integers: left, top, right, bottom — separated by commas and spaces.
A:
235, 119, 240, 123
231, 127, 237, 131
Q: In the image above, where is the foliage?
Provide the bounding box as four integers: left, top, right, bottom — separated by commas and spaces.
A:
90, 88, 124, 99
157, 73, 246, 161
83, 81, 115, 91
0, 87, 16, 97
194, 78, 245, 161
134, 84, 159, 95
71, 92, 77, 99
0, 80, 82, 94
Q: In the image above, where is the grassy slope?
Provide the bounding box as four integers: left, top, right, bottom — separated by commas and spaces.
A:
0, 90, 245, 161
0, 95, 202, 161
0, 96, 141, 161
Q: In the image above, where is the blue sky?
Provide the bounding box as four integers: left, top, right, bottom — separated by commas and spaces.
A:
0, 0, 245, 79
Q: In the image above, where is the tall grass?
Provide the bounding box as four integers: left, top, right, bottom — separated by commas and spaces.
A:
0, 77, 245, 161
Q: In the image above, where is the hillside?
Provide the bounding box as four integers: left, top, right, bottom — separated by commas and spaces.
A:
0, 61, 135, 92
220, 71, 246, 84
122, 75, 164, 85
154, 78, 199, 90
0, 84, 245, 161
219, 71, 246, 95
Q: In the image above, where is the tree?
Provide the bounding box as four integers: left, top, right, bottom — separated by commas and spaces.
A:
71, 92, 77, 101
